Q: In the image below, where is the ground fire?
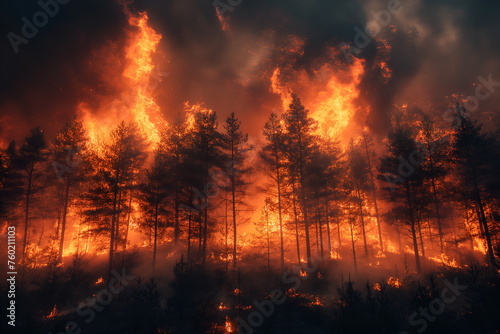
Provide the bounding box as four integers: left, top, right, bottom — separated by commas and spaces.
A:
1, 1, 500, 334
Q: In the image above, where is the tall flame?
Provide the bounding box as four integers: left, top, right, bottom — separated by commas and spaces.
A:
271, 57, 365, 142
78, 12, 166, 150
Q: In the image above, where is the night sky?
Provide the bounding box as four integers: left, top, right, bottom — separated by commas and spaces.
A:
1, 0, 500, 144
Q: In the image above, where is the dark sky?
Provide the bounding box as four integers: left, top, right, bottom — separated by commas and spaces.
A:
1, 0, 499, 144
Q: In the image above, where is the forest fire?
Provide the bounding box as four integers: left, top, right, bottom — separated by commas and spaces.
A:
2, 1, 500, 333
77, 11, 166, 152
271, 57, 365, 142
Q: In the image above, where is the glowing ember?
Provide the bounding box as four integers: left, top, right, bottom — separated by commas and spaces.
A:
387, 276, 402, 288
218, 302, 229, 311
94, 277, 104, 286
225, 316, 234, 333
44, 305, 59, 319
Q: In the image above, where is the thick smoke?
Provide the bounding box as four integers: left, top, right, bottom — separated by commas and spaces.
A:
1, 0, 499, 144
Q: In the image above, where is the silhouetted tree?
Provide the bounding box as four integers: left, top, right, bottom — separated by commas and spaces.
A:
452, 106, 499, 269
283, 94, 318, 266
51, 119, 89, 263
223, 112, 253, 268
20, 127, 48, 265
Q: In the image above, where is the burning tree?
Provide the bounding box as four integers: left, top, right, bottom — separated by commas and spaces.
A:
82, 121, 148, 277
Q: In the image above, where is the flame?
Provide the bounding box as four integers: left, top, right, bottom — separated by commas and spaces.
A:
271, 56, 365, 142
225, 316, 234, 333
387, 276, 402, 288
215, 8, 230, 32
373, 283, 381, 291
428, 254, 462, 268
218, 302, 230, 311
44, 305, 59, 319
78, 11, 166, 152
94, 277, 104, 286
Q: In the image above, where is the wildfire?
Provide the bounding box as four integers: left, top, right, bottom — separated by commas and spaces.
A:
44, 305, 59, 319
78, 11, 166, 152
224, 316, 234, 333
215, 8, 230, 32
387, 276, 402, 288
218, 302, 230, 311
94, 277, 104, 286
271, 56, 365, 142
428, 254, 462, 268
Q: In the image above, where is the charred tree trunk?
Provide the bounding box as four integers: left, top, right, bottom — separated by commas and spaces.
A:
363, 135, 384, 252
356, 187, 369, 258
58, 175, 71, 263
152, 200, 159, 273
21, 163, 34, 265
406, 182, 421, 274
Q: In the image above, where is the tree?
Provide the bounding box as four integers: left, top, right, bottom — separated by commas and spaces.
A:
83, 121, 147, 277
183, 109, 224, 266
283, 94, 318, 267
346, 140, 370, 258
452, 106, 499, 269
223, 112, 253, 268
20, 127, 48, 265
379, 124, 425, 273
361, 132, 384, 252
138, 142, 171, 273
51, 118, 89, 263
419, 114, 449, 253
0, 141, 25, 222
260, 112, 287, 269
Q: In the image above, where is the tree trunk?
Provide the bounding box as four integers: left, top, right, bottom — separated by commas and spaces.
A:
363, 135, 384, 252
152, 201, 159, 273
406, 183, 421, 274
58, 176, 71, 263
21, 163, 34, 265
276, 161, 285, 270
325, 197, 332, 259
291, 187, 301, 266
356, 187, 369, 258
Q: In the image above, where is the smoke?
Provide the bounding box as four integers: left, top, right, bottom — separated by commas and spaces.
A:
1, 0, 499, 144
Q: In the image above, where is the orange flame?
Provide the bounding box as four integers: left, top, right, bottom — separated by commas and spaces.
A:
271, 56, 366, 142
78, 12, 166, 152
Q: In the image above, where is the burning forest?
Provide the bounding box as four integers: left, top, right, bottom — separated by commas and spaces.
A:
1, 0, 500, 333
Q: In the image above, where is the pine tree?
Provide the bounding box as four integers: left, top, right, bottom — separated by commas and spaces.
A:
346, 140, 370, 258
51, 118, 89, 263
0, 141, 25, 222
183, 109, 224, 266
452, 106, 499, 269
138, 143, 171, 273
223, 112, 253, 268
260, 112, 287, 269
83, 121, 147, 277
379, 124, 425, 273
283, 94, 318, 266
20, 127, 48, 265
